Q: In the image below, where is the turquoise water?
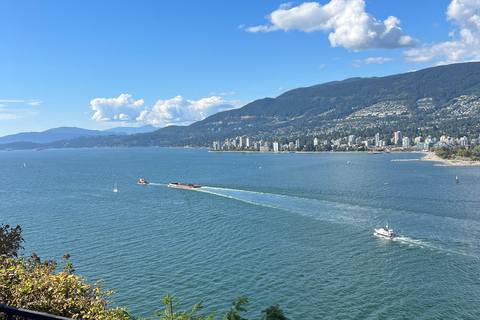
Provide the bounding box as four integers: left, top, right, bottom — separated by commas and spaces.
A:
1, 148, 480, 319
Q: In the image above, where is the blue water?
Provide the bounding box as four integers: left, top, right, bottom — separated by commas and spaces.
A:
1, 148, 480, 319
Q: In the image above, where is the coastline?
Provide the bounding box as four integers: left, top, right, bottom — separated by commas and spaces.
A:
420, 152, 480, 167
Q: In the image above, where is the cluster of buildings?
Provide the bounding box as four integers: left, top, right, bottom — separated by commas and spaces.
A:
212, 131, 480, 152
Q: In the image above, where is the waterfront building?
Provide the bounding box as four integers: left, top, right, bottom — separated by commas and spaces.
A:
259, 145, 270, 152
288, 142, 295, 150
313, 137, 319, 147
246, 137, 253, 148
295, 139, 300, 149
402, 137, 411, 147
348, 135, 356, 143
375, 133, 380, 145
238, 136, 247, 148
460, 136, 469, 146
273, 142, 280, 152
414, 136, 422, 144
213, 141, 221, 150
394, 131, 403, 145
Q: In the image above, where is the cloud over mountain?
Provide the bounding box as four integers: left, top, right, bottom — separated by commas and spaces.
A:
244, 0, 419, 51
90, 94, 246, 128
137, 96, 246, 127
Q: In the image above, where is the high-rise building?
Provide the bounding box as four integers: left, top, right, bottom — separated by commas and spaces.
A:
273, 142, 279, 152
394, 131, 403, 145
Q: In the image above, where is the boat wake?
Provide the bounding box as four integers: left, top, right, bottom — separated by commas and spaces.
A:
198, 186, 480, 260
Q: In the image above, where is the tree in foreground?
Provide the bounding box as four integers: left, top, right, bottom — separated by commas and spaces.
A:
224, 296, 248, 320
139, 291, 214, 320
0, 224, 24, 257
260, 305, 289, 320
0, 254, 130, 320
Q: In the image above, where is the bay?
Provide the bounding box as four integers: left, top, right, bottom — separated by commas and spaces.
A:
1, 148, 480, 319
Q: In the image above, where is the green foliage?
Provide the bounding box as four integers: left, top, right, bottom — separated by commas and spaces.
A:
0, 224, 24, 258
260, 305, 289, 320
140, 292, 214, 320
0, 254, 130, 320
224, 296, 248, 320
435, 147, 452, 159
456, 149, 472, 158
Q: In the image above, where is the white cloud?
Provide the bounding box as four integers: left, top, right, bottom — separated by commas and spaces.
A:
90, 94, 145, 122
137, 95, 246, 127
209, 91, 238, 96
90, 94, 247, 127
353, 57, 394, 65
404, 0, 480, 63
244, 0, 419, 51
0, 100, 41, 120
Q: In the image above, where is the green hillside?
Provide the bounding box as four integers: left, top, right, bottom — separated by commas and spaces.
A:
3, 62, 480, 150
120, 62, 480, 147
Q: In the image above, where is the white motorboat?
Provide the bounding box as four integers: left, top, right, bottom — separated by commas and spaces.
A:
374, 223, 395, 239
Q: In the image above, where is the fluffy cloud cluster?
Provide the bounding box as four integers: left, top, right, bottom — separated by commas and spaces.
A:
404, 0, 480, 64
244, 0, 418, 51
90, 94, 246, 127
91, 94, 145, 122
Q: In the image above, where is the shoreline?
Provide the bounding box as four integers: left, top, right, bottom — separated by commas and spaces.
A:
419, 152, 480, 167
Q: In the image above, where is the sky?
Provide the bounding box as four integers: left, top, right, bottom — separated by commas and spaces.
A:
1, 0, 479, 137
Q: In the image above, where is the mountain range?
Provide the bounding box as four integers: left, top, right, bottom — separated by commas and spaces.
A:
2, 62, 480, 150
0, 125, 156, 144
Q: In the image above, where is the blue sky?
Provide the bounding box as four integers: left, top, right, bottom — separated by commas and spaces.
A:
1, 0, 478, 136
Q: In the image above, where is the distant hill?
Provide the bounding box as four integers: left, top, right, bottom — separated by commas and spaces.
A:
3, 62, 480, 150
118, 62, 480, 147
0, 127, 116, 144
103, 125, 157, 135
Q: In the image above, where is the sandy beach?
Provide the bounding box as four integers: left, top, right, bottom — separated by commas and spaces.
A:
420, 152, 480, 166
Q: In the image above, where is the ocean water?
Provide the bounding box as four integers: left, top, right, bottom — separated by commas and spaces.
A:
1, 148, 480, 319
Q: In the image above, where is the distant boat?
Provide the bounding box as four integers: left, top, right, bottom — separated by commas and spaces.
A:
456, 176, 459, 183
113, 182, 118, 193
138, 178, 149, 185
374, 223, 395, 239
22, 163, 26, 168
35, 148, 44, 151
168, 182, 201, 189
347, 161, 350, 164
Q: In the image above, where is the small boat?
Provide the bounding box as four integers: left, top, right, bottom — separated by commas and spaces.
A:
138, 178, 149, 185
22, 162, 26, 168
168, 182, 201, 189
113, 182, 118, 193
374, 223, 395, 239
455, 176, 459, 183
35, 148, 44, 151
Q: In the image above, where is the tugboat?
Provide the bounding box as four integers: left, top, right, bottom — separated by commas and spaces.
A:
374, 223, 395, 239
138, 178, 149, 185
168, 182, 201, 189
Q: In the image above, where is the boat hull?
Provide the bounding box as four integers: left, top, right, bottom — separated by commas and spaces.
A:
168, 182, 201, 189
373, 228, 395, 239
